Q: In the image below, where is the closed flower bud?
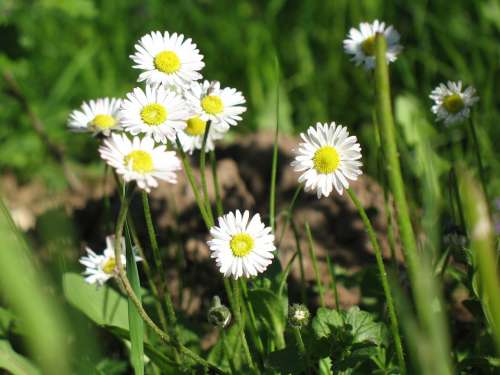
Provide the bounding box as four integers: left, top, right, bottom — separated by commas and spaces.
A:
208, 296, 231, 328
288, 303, 310, 329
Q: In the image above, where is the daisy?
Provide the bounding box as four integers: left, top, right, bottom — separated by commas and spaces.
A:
291, 122, 363, 198
120, 84, 190, 143
430, 81, 479, 125
130, 31, 204, 88
68, 97, 122, 136
79, 236, 140, 286
343, 20, 402, 70
208, 210, 275, 279
184, 80, 246, 132
99, 133, 181, 192
176, 116, 226, 154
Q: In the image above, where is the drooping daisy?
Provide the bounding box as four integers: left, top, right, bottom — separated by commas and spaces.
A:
130, 31, 204, 88
208, 210, 275, 279
177, 116, 226, 154
291, 122, 362, 198
120, 84, 190, 143
430, 81, 479, 125
99, 133, 181, 192
184, 80, 246, 132
343, 20, 402, 70
68, 97, 122, 136
79, 236, 140, 286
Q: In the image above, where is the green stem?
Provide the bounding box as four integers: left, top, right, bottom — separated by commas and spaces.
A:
240, 279, 265, 359
269, 62, 281, 233
232, 279, 255, 371
347, 188, 406, 374
292, 327, 310, 375
277, 184, 303, 246
304, 222, 325, 307
468, 118, 490, 210
200, 121, 214, 224
210, 149, 224, 216
290, 220, 307, 303
326, 255, 340, 311
374, 34, 419, 293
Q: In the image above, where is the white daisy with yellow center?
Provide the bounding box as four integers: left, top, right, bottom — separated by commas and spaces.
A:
130, 31, 204, 88
208, 210, 276, 279
177, 116, 226, 154
291, 122, 362, 198
68, 97, 122, 136
120, 84, 190, 144
79, 236, 140, 286
99, 133, 181, 192
184, 80, 246, 132
343, 20, 402, 70
430, 81, 479, 125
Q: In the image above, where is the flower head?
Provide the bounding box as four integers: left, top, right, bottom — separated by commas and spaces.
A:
343, 20, 402, 70
120, 84, 190, 144
68, 98, 122, 136
430, 81, 479, 125
176, 116, 226, 154
184, 80, 246, 132
208, 210, 275, 279
130, 31, 204, 88
99, 133, 181, 192
79, 236, 140, 286
291, 122, 362, 198
207, 296, 231, 328
288, 303, 310, 329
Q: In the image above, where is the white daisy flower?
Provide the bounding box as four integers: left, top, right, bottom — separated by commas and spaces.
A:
79, 236, 140, 286
68, 98, 122, 136
184, 80, 246, 132
120, 84, 190, 144
291, 122, 363, 198
177, 116, 226, 154
208, 210, 275, 279
343, 20, 402, 70
430, 81, 479, 125
99, 133, 181, 193
130, 31, 204, 88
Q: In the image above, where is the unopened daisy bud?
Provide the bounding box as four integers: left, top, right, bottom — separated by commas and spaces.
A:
184, 80, 246, 132
207, 210, 276, 279
291, 122, 363, 198
68, 98, 122, 136
430, 81, 479, 125
207, 296, 231, 328
343, 20, 402, 70
288, 304, 310, 329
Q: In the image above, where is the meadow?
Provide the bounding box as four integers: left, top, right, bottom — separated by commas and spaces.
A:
0, 1, 500, 374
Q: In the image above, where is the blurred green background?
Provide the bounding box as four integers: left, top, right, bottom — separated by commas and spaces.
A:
1, 0, 500, 193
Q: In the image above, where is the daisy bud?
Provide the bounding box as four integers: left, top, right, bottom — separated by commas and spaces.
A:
207, 296, 231, 328
288, 303, 310, 329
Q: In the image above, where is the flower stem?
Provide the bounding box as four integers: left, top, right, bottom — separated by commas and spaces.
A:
292, 327, 311, 375
232, 279, 256, 371
277, 184, 303, 246
347, 188, 406, 374
210, 150, 224, 216
468, 118, 490, 210
200, 121, 214, 224
304, 222, 325, 307
326, 255, 340, 311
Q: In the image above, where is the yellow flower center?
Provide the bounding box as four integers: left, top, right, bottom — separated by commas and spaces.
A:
141, 103, 167, 126
91, 114, 116, 129
313, 146, 340, 174
201, 95, 224, 115
154, 50, 181, 73
443, 94, 464, 114
185, 116, 207, 136
124, 150, 154, 173
361, 35, 376, 56
102, 257, 116, 274
230, 233, 254, 257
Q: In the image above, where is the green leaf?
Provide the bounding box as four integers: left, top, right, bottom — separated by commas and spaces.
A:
207, 326, 241, 372
125, 223, 144, 375
0, 340, 40, 375
311, 308, 343, 340
344, 307, 387, 346
267, 345, 305, 375
63, 273, 129, 329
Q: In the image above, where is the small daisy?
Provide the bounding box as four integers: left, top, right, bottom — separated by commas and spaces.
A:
430, 81, 479, 125
120, 84, 190, 143
177, 116, 226, 154
99, 133, 181, 192
184, 80, 246, 132
208, 210, 275, 279
343, 20, 402, 70
68, 97, 122, 136
291, 122, 363, 198
130, 31, 204, 88
79, 236, 140, 286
